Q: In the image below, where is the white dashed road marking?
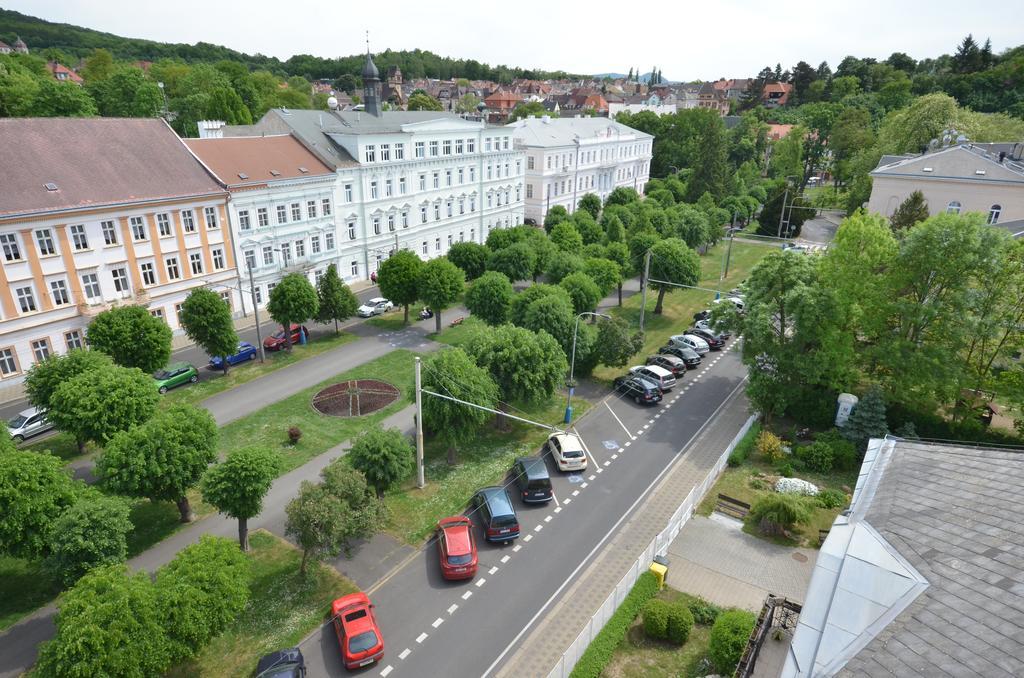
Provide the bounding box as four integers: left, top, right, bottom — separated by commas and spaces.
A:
489, 565, 499, 574
501, 554, 511, 563
581, 482, 588, 488
512, 544, 522, 552
554, 506, 562, 513
399, 648, 411, 660
381, 665, 393, 676
447, 604, 458, 615
462, 590, 473, 600
523, 534, 533, 542
572, 489, 580, 496
475, 578, 486, 587
563, 498, 571, 504
432, 617, 444, 628
534, 524, 543, 532
544, 515, 552, 522
416, 632, 428, 644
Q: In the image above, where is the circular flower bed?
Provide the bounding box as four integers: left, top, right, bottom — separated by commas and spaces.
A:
311, 380, 400, 417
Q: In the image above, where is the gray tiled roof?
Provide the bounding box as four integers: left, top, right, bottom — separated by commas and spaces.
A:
508, 116, 653, 148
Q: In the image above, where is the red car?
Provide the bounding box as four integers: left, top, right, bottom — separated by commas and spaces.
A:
332, 593, 384, 670
263, 324, 309, 351
436, 516, 478, 580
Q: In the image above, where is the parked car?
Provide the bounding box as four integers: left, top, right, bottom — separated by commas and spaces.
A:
646, 354, 687, 377
782, 242, 810, 254
471, 487, 520, 542
332, 593, 384, 670
208, 341, 258, 369
254, 648, 306, 678
7, 407, 53, 442
712, 296, 745, 313
152, 362, 199, 394
629, 364, 677, 391
544, 432, 588, 472
658, 345, 702, 368
613, 375, 662, 405
511, 456, 553, 503
436, 516, 478, 580
263, 325, 309, 351
687, 327, 726, 350
357, 297, 394, 317
669, 334, 710, 355
693, 309, 711, 322
695, 318, 731, 340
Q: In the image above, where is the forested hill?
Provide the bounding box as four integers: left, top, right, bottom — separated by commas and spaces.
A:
0, 8, 578, 81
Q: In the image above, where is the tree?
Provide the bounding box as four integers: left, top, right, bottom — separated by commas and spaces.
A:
749, 493, 813, 537
757, 182, 811, 238
544, 250, 585, 284
155, 535, 251, 660
572, 211, 604, 245
605, 187, 640, 206
32, 79, 98, 117
179, 288, 238, 374
455, 93, 481, 113
407, 92, 443, 111
465, 271, 514, 325
649, 239, 700, 314
593, 317, 644, 369
285, 482, 348, 575
447, 241, 490, 280
25, 349, 112, 414
628, 230, 661, 286
422, 348, 499, 462
578, 193, 602, 220
49, 364, 159, 453
708, 610, 758, 675
97, 404, 217, 523
418, 258, 465, 333
378, 250, 423, 323
510, 284, 573, 327
603, 213, 626, 243
315, 263, 359, 332
318, 460, 382, 544
0, 450, 79, 559
36, 565, 172, 677
685, 112, 729, 202
267, 273, 318, 350
333, 73, 357, 94
508, 101, 556, 122
79, 49, 114, 83
87, 305, 172, 373
46, 493, 133, 587
560, 272, 602, 315
523, 294, 577, 356
348, 428, 415, 498
889, 191, 930, 234
543, 205, 569, 233
87, 66, 162, 117
550, 221, 584, 252
841, 385, 889, 452
583, 258, 622, 298
201, 446, 280, 551
486, 242, 536, 282
603, 242, 631, 306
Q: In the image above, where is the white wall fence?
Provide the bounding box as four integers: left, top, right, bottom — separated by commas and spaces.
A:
546, 414, 758, 678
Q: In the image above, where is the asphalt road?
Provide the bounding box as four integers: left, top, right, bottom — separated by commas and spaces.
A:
300, 339, 749, 677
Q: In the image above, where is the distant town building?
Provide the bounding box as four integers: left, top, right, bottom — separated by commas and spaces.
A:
697, 82, 730, 115
483, 89, 524, 123
608, 92, 676, 117
12, 37, 28, 54
0, 40, 12, 54
762, 82, 793, 108
46, 62, 83, 85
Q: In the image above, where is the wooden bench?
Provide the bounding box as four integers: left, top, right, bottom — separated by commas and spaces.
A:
715, 493, 751, 520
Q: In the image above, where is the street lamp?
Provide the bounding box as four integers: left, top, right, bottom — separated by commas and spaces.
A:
565, 311, 611, 424
245, 258, 267, 363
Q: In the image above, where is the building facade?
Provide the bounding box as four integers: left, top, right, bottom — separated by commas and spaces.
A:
509, 116, 653, 223
0, 118, 237, 389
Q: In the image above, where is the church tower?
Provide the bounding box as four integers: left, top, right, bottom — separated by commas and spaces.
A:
362, 51, 381, 117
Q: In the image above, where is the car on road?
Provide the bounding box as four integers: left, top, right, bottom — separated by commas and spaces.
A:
436, 516, 478, 580
471, 487, 520, 542
511, 456, 553, 503
332, 593, 384, 670
782, 242, 811, 254
152, 362, 199, 394
208, 341, 258, 369
693, 309, 711, 322
255, 647, 306, 677
687, 327, 726, 350
7, 407, 53, 442
669, 334, 710, 355
357, 297, 394, 317
658, 344, 702, 368
263, 325, 309, 351
629, 364, 676, 391
613, 375, 662, 405
712, 296, 745, 313
694, 318, 732, 340
544, 432, 588, 472
646, 354, 687, 377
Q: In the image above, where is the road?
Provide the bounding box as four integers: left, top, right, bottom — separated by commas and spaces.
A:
299, 339, 749, 677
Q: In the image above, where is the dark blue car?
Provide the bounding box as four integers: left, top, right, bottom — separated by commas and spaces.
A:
208, 342, 258, 369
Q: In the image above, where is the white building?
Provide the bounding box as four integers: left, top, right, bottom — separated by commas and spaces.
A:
509, 116, 653, 223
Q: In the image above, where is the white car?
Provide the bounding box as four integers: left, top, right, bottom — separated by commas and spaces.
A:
712, 296, 745, 312
544, 432, 588, 472
7, 407, 53, 443
669, 333, 710, 355
357, 297, 394, 317
629, 365, 676, 391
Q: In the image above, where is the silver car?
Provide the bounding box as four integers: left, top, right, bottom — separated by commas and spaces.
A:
7, 407, 53, 442
357, 297, 394, 317
669, 333, 710, 355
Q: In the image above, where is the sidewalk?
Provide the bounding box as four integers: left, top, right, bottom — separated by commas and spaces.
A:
496, 389, 754, 678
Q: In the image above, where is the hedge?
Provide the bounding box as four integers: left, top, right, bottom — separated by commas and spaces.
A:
666, 603, 695, 645
708, 609, 757, 675
569, 571, 660, 678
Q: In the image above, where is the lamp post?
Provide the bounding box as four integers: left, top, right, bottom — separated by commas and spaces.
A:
245, 259, 267, 363
565, 311, 611, 424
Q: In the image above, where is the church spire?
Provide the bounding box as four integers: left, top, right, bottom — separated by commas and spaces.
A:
362, 32, 381, 117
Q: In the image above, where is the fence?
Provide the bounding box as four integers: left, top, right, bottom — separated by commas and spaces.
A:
546, 413, 758, 678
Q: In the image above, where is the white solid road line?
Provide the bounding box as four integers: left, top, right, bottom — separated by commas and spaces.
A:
380, 665, 393, 677
399, 648, 411, 660
416, 632, 428, 644
603, 400, 635, 440
573, 426, 598, 465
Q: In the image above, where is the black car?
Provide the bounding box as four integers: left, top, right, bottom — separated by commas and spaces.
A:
255, 648, 306, 678
613, 375, 662, 405
510, 456, 553, 503
471, 487, 520, 542
646, 354, 687, 377
658, 345, 702, 368
687, 327, 726, 350
693, 309, 711, 322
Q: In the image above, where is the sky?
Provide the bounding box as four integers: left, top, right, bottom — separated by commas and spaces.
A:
6, 0, 1024, 80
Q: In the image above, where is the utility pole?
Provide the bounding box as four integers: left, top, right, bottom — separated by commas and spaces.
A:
414, 356, 425, 489
776, 186, 790, 239
247, 261, 266, 363
565, 312, 610, 424
723, 231, 735, 280
639, 249, 652, 332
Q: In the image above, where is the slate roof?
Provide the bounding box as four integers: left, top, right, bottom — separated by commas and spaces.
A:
508, 116, 653, 148
871, 143, 1024, 182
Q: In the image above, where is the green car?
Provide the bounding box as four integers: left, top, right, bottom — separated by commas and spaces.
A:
153, 362, 199, 394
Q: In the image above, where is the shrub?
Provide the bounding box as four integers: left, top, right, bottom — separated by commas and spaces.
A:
776, 462, 794, 477
569, 572, 659, 678
688, 597, 722, 626
287, 426, 302, 445
708, 609, 757, 675
642, 598, 670, 639
815, 428, 858, 471
749, 477, 767, 491
756, 430, 785, 463
749, 493, 813, 537
46, 494, 133, 586
797, 441, 834, 473
666, 603, 695, 645
816, 488, 848, 509
727, 452, 743, 467
727, 423, 760, 467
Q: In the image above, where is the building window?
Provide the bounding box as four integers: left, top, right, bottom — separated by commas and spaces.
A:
322, 198, 332, 215
434, 204, 441, 221
443, 140, 452, 156
419, 174, 426, 191
219, 291, 232, 309
257, 207, 269, 227
446, 169, 453, 187
70, 224, 89, 250
516, 185, 522, 202
181, 210, 197, 233
429, 141, 439, 157
399, 177, 407, 194
31, 339, 51, 364
111, 267, 130, 293
50, 279, 70, 305
385, 179, 393, 197
433, 172, 440, 189
373, 217, 381, 235
345, 183, 354, 202
307, 201, 318, 219
365, 145, 376, 162
348, 221, 356, 240
504, 162, 510, 177
277, 205, 288, 224
422, 241, 428, 255
311, 235, 322, 254
150, 307, 166, 323
484, 138, 492, 152
314, 269, 325, 284
0, 233, 21, 261
0, 348, 18, 376
503, 136, 509, 150
36, 228, 56, 255
166, 257, 181, 280
415, 141, 425, 158
381, 144, 391, 161
65, 330, 83, 350
294, 240, 304, 258
487, 164, 493, 180
402, 210, 409, 228
456, 139, 464, 154
238, 210, 251, 231
244, 249, 256, 270
212, 248, 225, 270
82, 273, 101, 300
325, 231, 335, 250
255, 286, 263, 304
467, 139, 475, 153
516, 160, 522, 175
16, 286, 36, 313
988, 204, 1002, 225
128, 217, 147, 242
157, 213, 172, 237
528, 156, 535, 170
290, 203, 301, 222
421, 206, 428, 223
447, 200, 453, 217
189, 253, 203, 275
946, 201, 962, 214
435, 237, 441, 251
458, 168, 464, 184
280, 243, 291, 265
459, 199, 465, 215
469, 166, 476, 182
527, 184, 534, 199
470, 196, 476, 212
266, 283, 277, 299
205, 206, 219, 229
448, 234, 453, 247
262, 246, 274, 266
351, 261, 359, 277
140, 262, 156, 286
371, 181, 379, 200
395, 143, 404, 160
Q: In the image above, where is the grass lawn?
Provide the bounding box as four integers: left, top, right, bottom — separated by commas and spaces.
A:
217, 350, 417, 476
167, 530, 358, 678
0, 556, 62, 631
432, 315, 488, 349
383, 393, 591, 545
22, 434, 95, 462
364, 309, 415, 332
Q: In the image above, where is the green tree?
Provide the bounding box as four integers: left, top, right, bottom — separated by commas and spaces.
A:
407, 91, 443, 111
455, 93, 481, 113
543, 205, 569, 233
560, 272, 602, 315
318, 460, 383, 544
510, 284, 572, 327
87, 305, 172, 373
603, 242, 632, 306
348, 428, 414, 498
25, 349, 112, 415
378, 250, 423, 323
572, 211, 604, 245
45, 493, 132, 586
889, 191, 930, 234
465, 271, 514, 325
685, 111, 729, 202
0, 450, 79, 559
418, 257, 465, 333
606, 187, 640, 206
707, 610, 758, 675
447, 241, 490, 280
87, 66, 162, 117
201, 446, 280, 551
583, 258, 622, 298
578, 193, 602, 219
79, 48, 114, 83
155, 535, 251, 660
603, 213, 626, 243
841, 385, 889, 452
649, 238, 700, 314
422, 348, 500, 462
550, 221, 584, 252
315, 263, 359, 332
749, 493, 813, 537
179, 288, 238, 374
594, 317, 644, 369
32, 79, 98, 117
285, 482, 348, 575
97, 404, 217, 523
49, 364, 159, 453
487, 242, 536, 282
267, 272, 318, 349
508, 100, 557, 121
544, 250, 585, 284
523, 294, 577, 356
628, 230, 661, 286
